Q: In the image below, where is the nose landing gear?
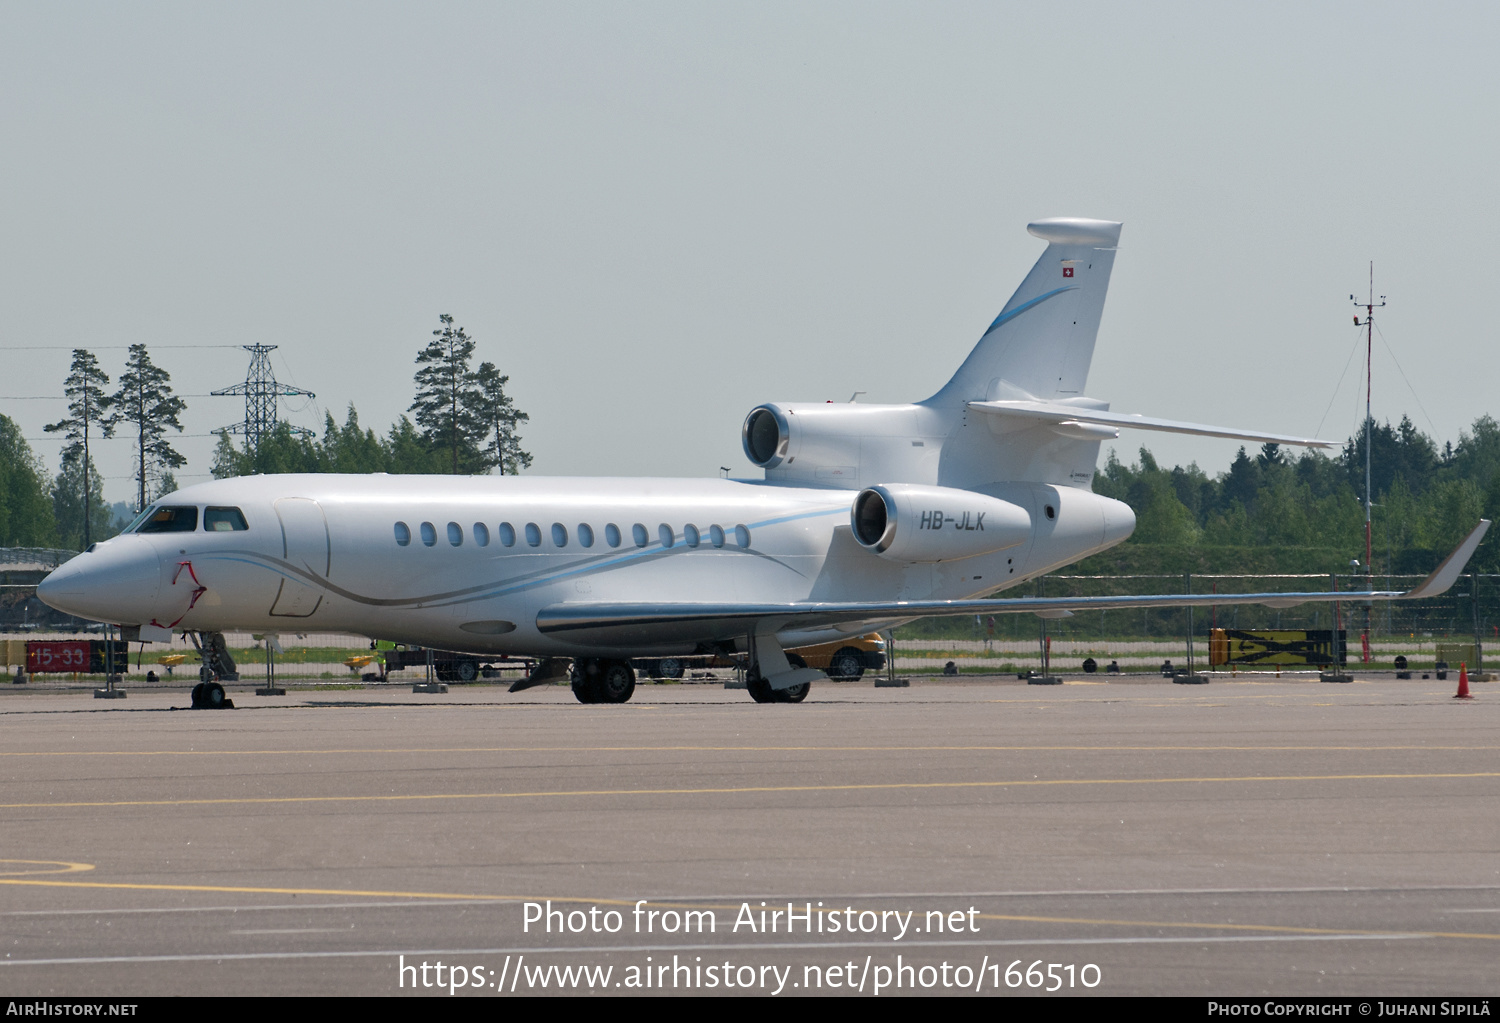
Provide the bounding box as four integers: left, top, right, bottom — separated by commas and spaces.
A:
190, 679, 232, 709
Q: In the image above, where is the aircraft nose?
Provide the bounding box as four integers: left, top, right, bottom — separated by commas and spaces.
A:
36, 538, 163, 625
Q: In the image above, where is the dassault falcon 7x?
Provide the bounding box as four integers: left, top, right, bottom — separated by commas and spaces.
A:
38, 219, 1489, 704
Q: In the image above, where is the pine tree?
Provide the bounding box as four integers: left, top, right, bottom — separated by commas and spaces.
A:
43, 349, 111, 547
410, 315, 488, 474
108, 344, 187, 511
473, 360, 532, 475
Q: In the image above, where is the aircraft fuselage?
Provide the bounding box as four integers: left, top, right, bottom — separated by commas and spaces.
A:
38, 473, 1134, 657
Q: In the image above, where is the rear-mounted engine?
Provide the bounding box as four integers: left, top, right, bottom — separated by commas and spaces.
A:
851, 484, 1031, 562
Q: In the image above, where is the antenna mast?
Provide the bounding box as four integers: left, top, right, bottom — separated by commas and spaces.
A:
1352, 266, 1385, 664
212, 344, 316, 455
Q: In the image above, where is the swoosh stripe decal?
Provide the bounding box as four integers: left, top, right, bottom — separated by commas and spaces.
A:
982, 285, 1076, 336
193, 505, 849, 610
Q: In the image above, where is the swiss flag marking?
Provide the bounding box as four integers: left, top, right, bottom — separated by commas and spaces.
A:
1062, 266, 1074, 278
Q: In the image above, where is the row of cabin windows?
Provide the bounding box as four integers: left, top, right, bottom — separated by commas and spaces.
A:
393, 520, 752, 551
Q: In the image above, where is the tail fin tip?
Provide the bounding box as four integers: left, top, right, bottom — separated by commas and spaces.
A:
1027, 218, 1123, 247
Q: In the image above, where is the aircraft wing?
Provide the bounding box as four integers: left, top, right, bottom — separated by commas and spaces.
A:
536, 520, 1489, 644
968, 400, 1337, 448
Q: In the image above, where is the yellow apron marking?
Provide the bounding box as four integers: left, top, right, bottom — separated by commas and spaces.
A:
0, 859, 94, 876
0, 878, 1495, 943
3, 771, 1498, 811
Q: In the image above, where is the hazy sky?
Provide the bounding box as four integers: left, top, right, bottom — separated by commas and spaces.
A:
4, 2, 1497, 505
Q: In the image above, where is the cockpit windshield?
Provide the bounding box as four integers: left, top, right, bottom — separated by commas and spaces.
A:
135, 506, 199, 533
204, 507, 249, 531
121, 505, 157, 534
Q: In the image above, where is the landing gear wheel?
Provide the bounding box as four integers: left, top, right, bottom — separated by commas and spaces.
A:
827, 648, 865, 680
191, 682, 205, 708
786, 653, 807, 669
455, 660, 478, 683
203, 682, 225, 709
657, 657, 685, 679
777, 681, 811, 703
598, 660, 636, 704
746, 674, 776, 703
570, 661, 600, 704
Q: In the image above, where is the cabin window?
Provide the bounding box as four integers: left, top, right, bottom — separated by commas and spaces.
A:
632, 523, 649, 548
709, 524, 725, 548
577, 523, 594, 548
605, 523, 622, 548
420, 522, 437, 547
684, 524, 700, 548
734, 524, 751, 548
658, 524, 675, 549
551, 523, 568, 547
394, 522, 411, 546
473, 522, 490, 547
525, 522, 541, 547
498, 522, 516, 547
204, 507, 249, 531
136, 506, 199, 533
447, 522, 463, 546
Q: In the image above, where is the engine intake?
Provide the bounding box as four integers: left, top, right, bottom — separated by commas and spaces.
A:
851, 484, 1031, 563
742, 406, 790, 468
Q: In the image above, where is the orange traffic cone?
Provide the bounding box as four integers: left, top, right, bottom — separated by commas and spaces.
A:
1454, 662, 1473, 700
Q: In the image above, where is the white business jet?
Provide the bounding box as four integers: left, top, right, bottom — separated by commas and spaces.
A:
37, 219, 1489, 705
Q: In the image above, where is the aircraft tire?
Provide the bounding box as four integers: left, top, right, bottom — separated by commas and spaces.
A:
776, 681, 811, 703
204, 682, 226, 709
746, 674, 776, 703
657, 657, 685, 679
456, 660, 478, 683
190, 682, 205, 708
570, 661, 600, 704
598, 660, 635, 704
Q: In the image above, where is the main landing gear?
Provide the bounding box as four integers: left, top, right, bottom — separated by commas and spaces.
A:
570, 658, 636, 704
745, 653, 811, 703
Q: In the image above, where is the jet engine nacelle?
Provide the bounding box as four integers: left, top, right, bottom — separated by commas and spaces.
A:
851, 483, 1032, 563
742, 402, 946, 489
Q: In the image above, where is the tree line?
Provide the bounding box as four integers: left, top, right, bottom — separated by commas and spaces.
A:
6, 344, 189, 551
1, 314, 530, 550
1083, 413, 1500, 576
211, 314, 530, 478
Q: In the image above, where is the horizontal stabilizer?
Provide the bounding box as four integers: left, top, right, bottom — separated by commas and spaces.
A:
969, 400, 1336, 448
538, 521, 1489, 642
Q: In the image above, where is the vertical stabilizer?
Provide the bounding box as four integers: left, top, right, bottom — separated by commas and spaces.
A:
927, 219, 1122, 490
924, 218, 1121, 407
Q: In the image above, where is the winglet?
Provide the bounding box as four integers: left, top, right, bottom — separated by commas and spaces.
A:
1401, 520, 1491, 600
